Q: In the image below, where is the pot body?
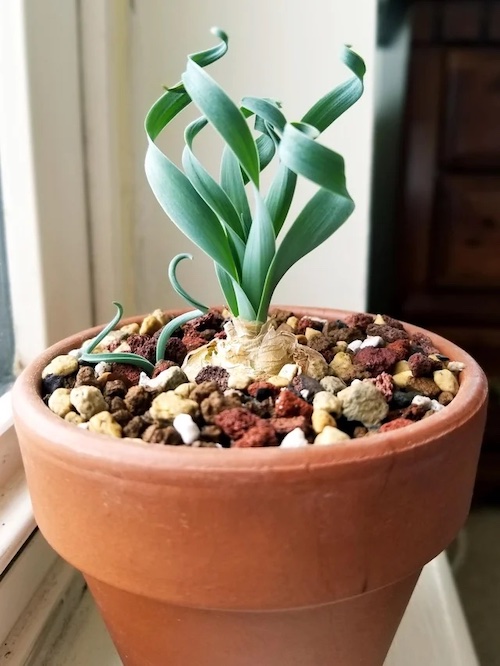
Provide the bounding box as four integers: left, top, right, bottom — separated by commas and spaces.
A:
13, 308, 488, 666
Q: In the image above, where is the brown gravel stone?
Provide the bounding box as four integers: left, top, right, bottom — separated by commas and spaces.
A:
152, 360, 177, 377
103, 379, 128, 399
379, 418, 413, 433
215, 407, 262, 439
353, 426, 369, 438
271, 416, 308, 436
306, 335, 337, 363
200, 392, 242, 424
232, 423, 278, 448
329, 326, 364, 344
438, 391, 455, 406
400, 404, 428, 421
122, 416, 149, 439
407, 376, 441, 398
142, 425, 183, 445
355, 348, 398, 376
74, 366, 99, 388
195, 366, 229, 391
291, 375, 324, 400
190, 381, 221, 403
245, 397, 275, 419
274, 390, 313, 420
124, 386, 153, 415
297, 316, 324, 334
366, 324, 409, 342
269, 309, 293, 327
380, 314, 405, 330
408, 353, 433, 378
112, 409, 133, 426
183, 310, 224, 334
200, 425, 224, 443
109, 396, 127, 412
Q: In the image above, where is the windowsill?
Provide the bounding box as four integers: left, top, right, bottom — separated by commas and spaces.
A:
44, 554, 478, 666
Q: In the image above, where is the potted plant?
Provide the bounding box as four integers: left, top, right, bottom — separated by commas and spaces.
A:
12, 29, 487, 666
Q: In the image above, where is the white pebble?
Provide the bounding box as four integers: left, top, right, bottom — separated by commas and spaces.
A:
411, 395, 432, 409
77, 422, 90, 430
347, 339, 363, 353
360, 335, 384, 349
94, 361, 112, 378
173, 413, 200, 444
68, 348, 83, 359
300, 389, 310, 400
278, 363, 300, 381
447, 361, 465, 373
280, 428, 309, 448
430, 400, 444, 412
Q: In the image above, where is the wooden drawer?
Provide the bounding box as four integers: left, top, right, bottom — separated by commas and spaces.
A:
433, 175, 500, 289
443, 50, 500, 167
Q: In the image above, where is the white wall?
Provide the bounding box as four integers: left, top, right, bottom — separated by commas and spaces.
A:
129, 0, 377, 314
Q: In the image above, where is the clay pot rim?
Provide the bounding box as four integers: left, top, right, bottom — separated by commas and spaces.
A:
13, 306, 488, 477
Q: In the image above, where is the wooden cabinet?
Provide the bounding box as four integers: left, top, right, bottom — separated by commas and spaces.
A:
393, 0, 500, 501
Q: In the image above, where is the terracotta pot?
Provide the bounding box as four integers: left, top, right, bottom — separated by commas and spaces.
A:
13, 308, 487, 666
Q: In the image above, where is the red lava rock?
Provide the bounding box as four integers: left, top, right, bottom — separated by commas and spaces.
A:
367, 372, 394, 401
214, 330, 227, 340
195, 366, 229, 391
247, 382, 280, 400
110, 363, 142, 387
160, 337, 187, 365
271, 416, 308, 435
232, 423, 278, 448
152, 360, 177, 377
354, 347, 398, 376
127, 335, 157, 364
344, 313, 374, 332
366, 324, 409, 343
379, 418, 413, 433
182, 332, 208, 352
408, 353, 433, 378
215, 407, 262, 440
297, 316, 324, 334
274, 390, 313, 420
410, 332, 439, 355
183, 310, 224, 334
386, 339, 411, 362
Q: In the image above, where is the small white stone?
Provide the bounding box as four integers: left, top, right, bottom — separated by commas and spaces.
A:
347, 339, 363, 353
68, 348, 83, 359
280, 428, 309, 448
411, 395, 432, 409
447, 361, 465, 373
94, 361, 112, 378
430, 400, 444, 412
360, 335, 384, 349
278, 363, 300, 381
139, 366, 188, 391
300, 389, 310, 400
173, 413, 200, 444
77, 422, 90, 430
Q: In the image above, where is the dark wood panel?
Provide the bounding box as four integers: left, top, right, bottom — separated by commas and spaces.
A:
442, 1, 482, 42
443, 50, 500, 166
433, 175, 500, 289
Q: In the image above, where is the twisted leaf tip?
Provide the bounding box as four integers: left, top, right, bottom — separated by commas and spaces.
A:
145, 29, 365, 323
